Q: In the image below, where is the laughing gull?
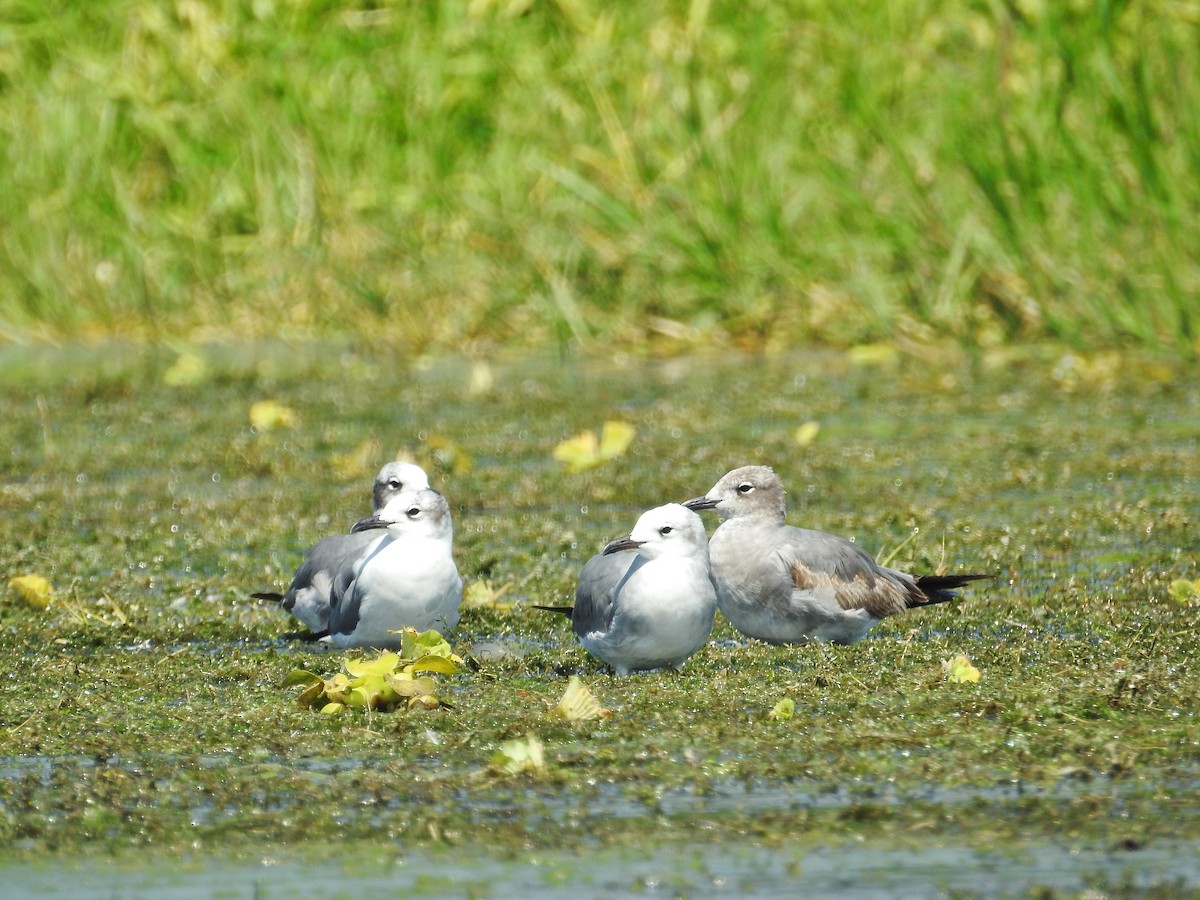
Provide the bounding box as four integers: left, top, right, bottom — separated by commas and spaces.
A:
684, 466, 989, 645
536, 504, 717, 675
325, 487, 462, 648
251, 461, 429, 633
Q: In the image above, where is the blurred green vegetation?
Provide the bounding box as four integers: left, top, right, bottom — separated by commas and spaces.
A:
1, 0, 1198, 351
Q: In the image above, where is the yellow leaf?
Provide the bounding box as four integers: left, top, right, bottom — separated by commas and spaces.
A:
943, 654, 981, 684
249, 400, 297, 431
462, 579, 514, 610
8, 574, 54, 608
491, 735, 546, 774
793, 421, 821, 448
319, 702, 346, 715
409, 655, 460, 676
768, 698, 795, 720
1168, 579, 1199, 603
552, 429, 600, 472
553, 676, 610, 721
424, 434, 473, 474
848, 343, 899, 366
553, 421, 635, 472
597, 420, 635, 460
344, 651, 402, 678
163, 351, 208, 387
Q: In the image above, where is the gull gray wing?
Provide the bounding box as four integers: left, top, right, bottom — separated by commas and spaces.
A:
779, 526, 913, 619
571, 549, 640, 638
327, 534, 386, 637
281, 531, 378, 612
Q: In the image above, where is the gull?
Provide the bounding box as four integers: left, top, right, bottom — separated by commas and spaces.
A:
537, 504, 717, 676
325, 487, 462, 648
684, 465, 989, 645
251, 461, 429, 633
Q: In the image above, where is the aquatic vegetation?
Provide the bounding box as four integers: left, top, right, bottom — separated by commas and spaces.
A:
0, 345, 1196, 864
285, 630, 462, 715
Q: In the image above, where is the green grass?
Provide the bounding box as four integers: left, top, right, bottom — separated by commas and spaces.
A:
0, 343, 1197, 863
1, 1, 1198, 351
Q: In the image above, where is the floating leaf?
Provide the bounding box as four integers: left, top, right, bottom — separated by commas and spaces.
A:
768, 698, 796, 720
409, 655, 460, 676
491, 735, 546, 774
330, 438, 383, 479
249, 400, 297, 431
793, 421, 821, 448
848, 343, 899, 366
553, 421, 635, 472
425, 434, 473, 474
399, 627, 460, 664
280, 669, 322, 688
1168, 579, 1199, 602
296, 681, 326, 709
8, 574, 54, 608
163, 351, 208, 387
553, 676, 610, 721
466, 360, 495, 398
319, 702, 346, 715
345, 651, 402, 678
943, 654, 981, 684
462, 579, 514, 610
597, 420, 635, 460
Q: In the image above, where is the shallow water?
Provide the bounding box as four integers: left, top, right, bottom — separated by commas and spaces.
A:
1, 344, 1197, 893
4, 838, 1198, 898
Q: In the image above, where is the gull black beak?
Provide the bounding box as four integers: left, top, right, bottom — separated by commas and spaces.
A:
682, 496, 718, 512
351, 514, 389, 533
603, 535, 643, 555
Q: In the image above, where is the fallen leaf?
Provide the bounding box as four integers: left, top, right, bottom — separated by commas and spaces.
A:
1169, 579, 1199, 602
462, 579, 514, 610
943, 654, 981, 684
491, 735, 546, 774
552, 676, 610, 721
163, 351, 208, 387
793, 421, 821, 448
8, 574, 53, 608
249, 400, 297, 431
553, 420, 636, 472
768, 698, 795, 720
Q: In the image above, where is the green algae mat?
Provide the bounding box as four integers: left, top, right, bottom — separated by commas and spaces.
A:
1, 344, 1197, 891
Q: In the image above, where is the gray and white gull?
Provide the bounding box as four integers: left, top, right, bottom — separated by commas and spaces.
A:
537, 504, 717, 675
252, 461, 430, 633
325, 487, 462, 648
684, 465, 989, 645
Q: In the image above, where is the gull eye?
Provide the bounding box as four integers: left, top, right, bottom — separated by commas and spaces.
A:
407, 506, 422, 519
737, 482, 755, 494
659, 525, 673, 536
388, 479, 403, 490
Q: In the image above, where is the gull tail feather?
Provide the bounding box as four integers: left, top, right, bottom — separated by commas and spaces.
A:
911, 573, 992, 607
532, 604, 574, 618
250, 591, 284, 603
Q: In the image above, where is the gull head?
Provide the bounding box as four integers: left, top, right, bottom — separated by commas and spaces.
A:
353, 488, 452, 542
602, 503, 709, 561
372, 461, 431, 512
683, 465, 787, 523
